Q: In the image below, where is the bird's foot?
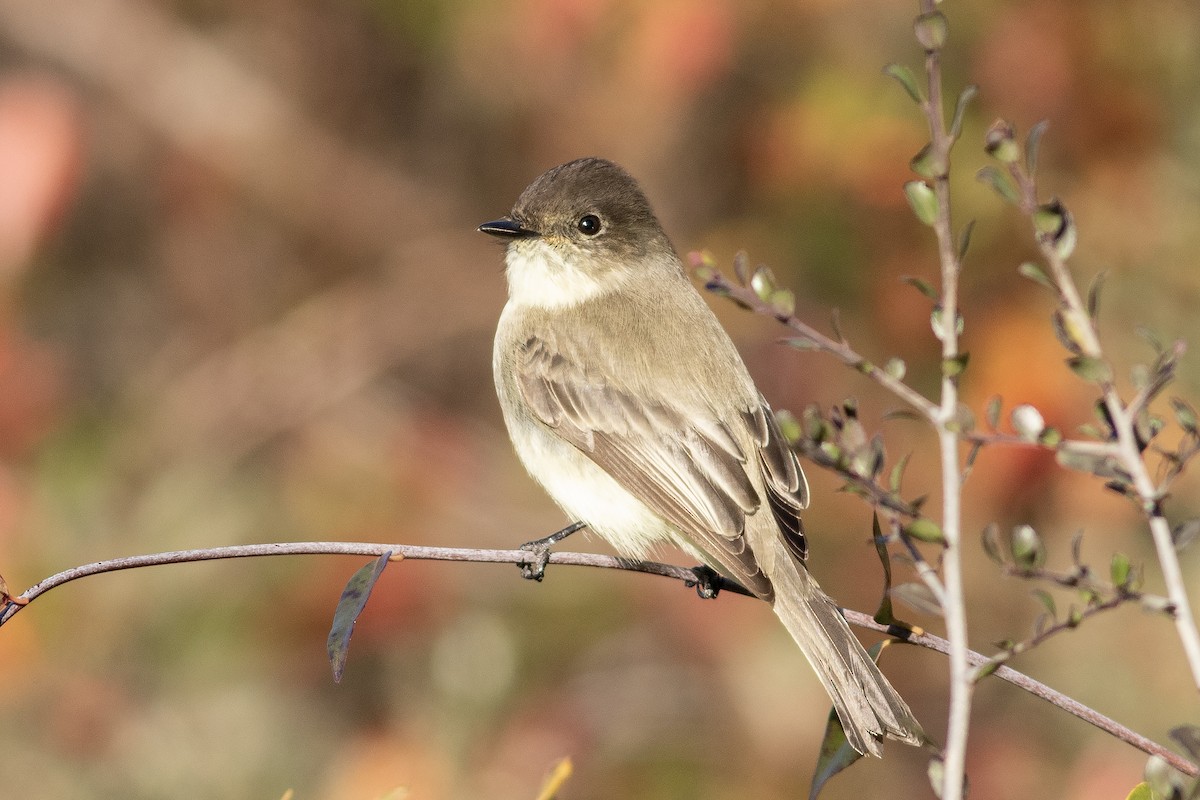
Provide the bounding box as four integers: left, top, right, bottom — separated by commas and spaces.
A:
687, 565, 724, 599
517, 521, 586, 581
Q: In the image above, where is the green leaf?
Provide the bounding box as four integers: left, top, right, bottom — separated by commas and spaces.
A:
977, 165, 1020, 205
889, 452, 912, 494
770, 288, 796, 317
985, 395, 1002, 430
904, 180, 939, 226
1025, 120, 1050, 176
1032, 589, 1057, 618
949, 84, 978, 140
783, 336, 822, 351
956, 219, 976, 264
328, 551, 393, 683
1017, 261, 1056, 290
902, 275, 939, 301
910, 143, 943, 179
1123, 782, 1154, 800
1068, 355, 1113, 384
1110, 552, 1131, 589
884, 63, 924, 104
1087, 271, 1106, 322
1170, 397, 1198, 434
905, 518, 946, 544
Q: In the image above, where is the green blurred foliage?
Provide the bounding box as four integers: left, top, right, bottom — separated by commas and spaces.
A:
0, 0, 1198, 797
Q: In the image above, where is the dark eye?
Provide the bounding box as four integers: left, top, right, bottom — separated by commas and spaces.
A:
577, 214, 601, 236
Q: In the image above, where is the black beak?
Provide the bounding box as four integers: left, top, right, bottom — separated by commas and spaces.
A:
478, 218, 540, 238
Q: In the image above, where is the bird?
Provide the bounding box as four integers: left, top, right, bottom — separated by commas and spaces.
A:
481, 157, 923, 756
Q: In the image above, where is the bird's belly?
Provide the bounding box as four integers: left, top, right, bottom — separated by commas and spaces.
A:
506, 413, 677, 559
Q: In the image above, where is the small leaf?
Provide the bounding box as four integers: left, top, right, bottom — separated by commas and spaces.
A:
904, 180, 939, 226
889, 452, 912, 494
902, 275, 939, 301
784, 337, 822, 351
949, 84, 978, 140
892, 582, 943, 616
872, 513, 897, 626
1087, 271, 1106, 322
733, 250, 751, 285
1172, 519, 1200, 552
1170, 397, 1198, 434
770, 288, 796, 317
1032, 589, 1057, 618
1070, 531, 1084, 567
910, 142, 943, 179
1025, 120, 1050, 176
1111, 552, 1132, 588
956, 219, 976, 264
977, 165, 1020, 205
1068, 355, 1113, 384
1168, 724, 1200, 762
928, 758, 946, 799
981, 522, 1005, 566
1038, 426, 1063, 447
1017, 261, 1056, 290
986, 395, 1002, 430
884, 63, 924, 104
328, 551, 394, 683
905, 518, 946, 544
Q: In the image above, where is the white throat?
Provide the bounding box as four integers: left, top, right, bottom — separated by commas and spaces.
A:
504, 240, 612, 309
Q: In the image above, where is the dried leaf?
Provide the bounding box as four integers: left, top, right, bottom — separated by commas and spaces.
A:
328, 551, 394, 683
733, 250, 750, 285
956, 219, 976, 264
1172, 519, 1200, 552
985, 395, 1002, 430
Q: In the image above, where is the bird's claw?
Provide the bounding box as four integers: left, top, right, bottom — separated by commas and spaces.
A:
687, 565, 724, 599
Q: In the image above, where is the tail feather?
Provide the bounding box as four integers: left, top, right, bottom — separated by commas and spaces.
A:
767, 541, 925, 757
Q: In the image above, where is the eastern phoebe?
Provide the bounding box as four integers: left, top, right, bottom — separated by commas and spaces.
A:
481, 157, 922, 756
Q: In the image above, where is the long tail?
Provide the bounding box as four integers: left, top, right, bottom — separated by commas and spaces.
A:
766, 540, 925, 757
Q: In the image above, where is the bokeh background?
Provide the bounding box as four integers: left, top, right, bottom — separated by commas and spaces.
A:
1, 0, 1199, 797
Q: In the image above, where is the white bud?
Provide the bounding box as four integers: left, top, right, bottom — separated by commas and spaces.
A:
1010, 404, 1045, 441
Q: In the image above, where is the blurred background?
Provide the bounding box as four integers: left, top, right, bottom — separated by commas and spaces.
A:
1, 0, 1199, 797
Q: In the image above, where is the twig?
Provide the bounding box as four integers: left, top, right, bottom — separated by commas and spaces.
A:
1006, 151, 1200, 691
843, 610, 1198, 777
912, 1, 973, 795
1, 539, 1192, 776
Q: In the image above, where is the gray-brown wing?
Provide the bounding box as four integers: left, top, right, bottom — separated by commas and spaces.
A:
517, 335, 790, 597
743, 404, 810, 563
